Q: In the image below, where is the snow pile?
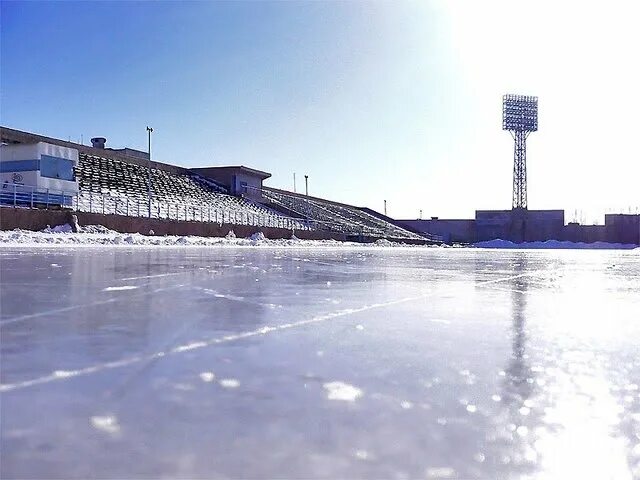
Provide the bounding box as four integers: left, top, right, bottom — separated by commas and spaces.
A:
374, 239, 394, 247
249, 232, 266, 242
474, 238, 639, 250
41, 224, 74, 234
0, 223, 434, 248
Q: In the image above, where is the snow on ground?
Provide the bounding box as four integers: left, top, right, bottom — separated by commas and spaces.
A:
0, 224, 637, 249
0, 224, 427, 248
474, 238, 639, 250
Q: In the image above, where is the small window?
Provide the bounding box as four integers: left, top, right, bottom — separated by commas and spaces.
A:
40, 155, 75, 181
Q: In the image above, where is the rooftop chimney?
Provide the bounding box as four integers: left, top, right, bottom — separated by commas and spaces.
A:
91, 137, 106, 149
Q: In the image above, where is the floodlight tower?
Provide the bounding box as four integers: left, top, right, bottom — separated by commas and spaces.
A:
502, 94, 538, 210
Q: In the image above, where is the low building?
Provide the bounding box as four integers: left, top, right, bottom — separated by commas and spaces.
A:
190, 166, 271, 202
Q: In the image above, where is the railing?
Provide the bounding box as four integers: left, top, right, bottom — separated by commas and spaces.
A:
75, 190, 316, 231
0, 183, 440, 242
0, 183, 327, 232
0, 183, 74, 209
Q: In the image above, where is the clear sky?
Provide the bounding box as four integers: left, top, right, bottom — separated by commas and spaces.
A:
1, 1, 638, 222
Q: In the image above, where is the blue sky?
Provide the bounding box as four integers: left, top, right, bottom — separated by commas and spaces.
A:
2, 1, 639, 221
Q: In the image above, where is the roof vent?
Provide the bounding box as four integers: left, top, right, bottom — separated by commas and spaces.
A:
91, 137, 106, 149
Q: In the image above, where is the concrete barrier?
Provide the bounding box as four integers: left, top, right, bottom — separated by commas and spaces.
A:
0, 206, 350, 241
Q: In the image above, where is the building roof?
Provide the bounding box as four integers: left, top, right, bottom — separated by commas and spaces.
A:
191, 166, 272, 179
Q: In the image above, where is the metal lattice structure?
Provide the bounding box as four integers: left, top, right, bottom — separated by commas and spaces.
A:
502, 94, 538, 209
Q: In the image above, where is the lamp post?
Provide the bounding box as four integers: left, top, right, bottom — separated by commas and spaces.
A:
146, 126, 153, 218
384, 199, 387, 216
304, 175, 309, 196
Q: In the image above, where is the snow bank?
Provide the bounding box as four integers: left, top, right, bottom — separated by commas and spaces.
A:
474, 238, 639, 250
0, 224, 433, 249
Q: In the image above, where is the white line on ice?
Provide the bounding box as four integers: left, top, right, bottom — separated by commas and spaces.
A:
119, 272, 186, 281
0, 272, 536, 393
0, 285, 187, 327
102, 285, 138, 292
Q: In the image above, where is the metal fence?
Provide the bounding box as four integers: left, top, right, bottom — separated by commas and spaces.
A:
0, 183, 326, 232
0, 183, 439, 241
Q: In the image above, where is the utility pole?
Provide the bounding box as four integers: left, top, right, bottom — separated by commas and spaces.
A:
304, 175, 309, 196
147, 126, 153, 218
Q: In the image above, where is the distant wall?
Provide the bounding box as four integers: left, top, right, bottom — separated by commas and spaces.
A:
475, 210, 565, 243
605, 214, 640, 245
475, 210, 512, 242
398, 219, 476, 243
522, 210, 565, 242
402, 210, 570, 244
561, 223, 606, 243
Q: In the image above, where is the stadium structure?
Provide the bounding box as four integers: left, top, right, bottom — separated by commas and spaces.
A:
0, 126, 433, 244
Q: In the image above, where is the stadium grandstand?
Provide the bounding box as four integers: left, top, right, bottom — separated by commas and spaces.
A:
1, 126, 433, 242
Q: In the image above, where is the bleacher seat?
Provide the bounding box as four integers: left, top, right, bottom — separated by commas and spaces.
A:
72, 152, 424, 240
262, 188, 423, 240
74, 153, 301, 228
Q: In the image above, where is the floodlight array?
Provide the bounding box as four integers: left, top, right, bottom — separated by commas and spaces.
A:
502, 94, 538, 132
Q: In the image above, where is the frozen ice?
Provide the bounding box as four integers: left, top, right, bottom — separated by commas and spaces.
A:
323, 381, 363, 402
218, 378, 240, 389
102, 285, 138, 292
199, 372, 215, 382
474, 238, 638, 249
1, 246, 640, 479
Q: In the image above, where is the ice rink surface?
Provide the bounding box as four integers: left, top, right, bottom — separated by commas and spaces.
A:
1, 246, 639, 479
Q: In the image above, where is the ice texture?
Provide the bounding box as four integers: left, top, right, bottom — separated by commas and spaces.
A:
1, 246, 640, 479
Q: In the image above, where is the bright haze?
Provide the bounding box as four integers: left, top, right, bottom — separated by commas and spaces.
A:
1, 1, 638, 222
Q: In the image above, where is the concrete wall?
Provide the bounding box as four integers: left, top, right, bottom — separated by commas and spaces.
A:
522, 210, 565, 242
605, 214, 640, 245
394, 211, 640, 245
475, 210, 512, 242
398, 219, 476, 243
561, 223, 607, 243
0, 207, 348, 241
475, 209, 564, 242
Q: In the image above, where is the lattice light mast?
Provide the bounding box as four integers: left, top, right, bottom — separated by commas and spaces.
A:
502, 94, 538, 209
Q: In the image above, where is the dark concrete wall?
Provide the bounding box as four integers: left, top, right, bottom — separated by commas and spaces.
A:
475, 210, 512, 242
0, 207, 348, 241
398, 219, 476, 243
561, 223, 607, 243
398, 211, 640, 245
522, 210, 565, 242
605, 214, 640, 245
475, 209, 564, 243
